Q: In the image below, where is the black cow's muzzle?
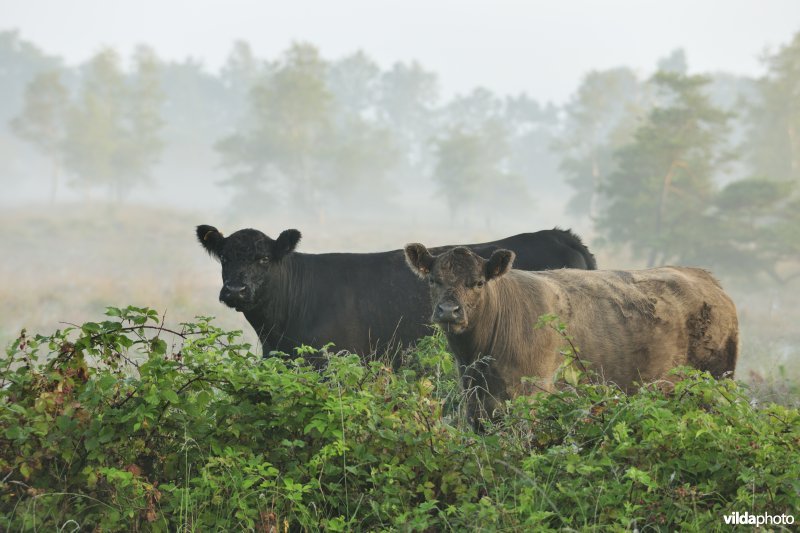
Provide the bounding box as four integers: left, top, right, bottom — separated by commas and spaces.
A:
219, 284, 254, 311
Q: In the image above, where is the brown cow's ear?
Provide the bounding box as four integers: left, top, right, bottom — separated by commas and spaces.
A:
197, 225, 224, 260
272, 229, 301, 260
404, 243, 434, 278
485, 249, 515, 281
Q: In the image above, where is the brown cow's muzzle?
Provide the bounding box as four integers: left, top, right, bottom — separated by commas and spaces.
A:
432, 302, 467, 333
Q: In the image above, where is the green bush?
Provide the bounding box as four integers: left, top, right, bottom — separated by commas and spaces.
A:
1, 307, 798, 531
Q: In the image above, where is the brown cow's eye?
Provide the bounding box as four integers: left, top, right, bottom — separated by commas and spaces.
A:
469, 280, 485, 289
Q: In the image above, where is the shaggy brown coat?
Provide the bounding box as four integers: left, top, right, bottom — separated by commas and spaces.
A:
404, 245, 739, 426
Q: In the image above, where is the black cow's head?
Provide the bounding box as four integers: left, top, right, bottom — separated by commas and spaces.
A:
197, 225, 301, 312
404, 244, 515, 334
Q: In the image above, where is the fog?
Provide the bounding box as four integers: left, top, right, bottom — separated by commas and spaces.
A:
4, 0, 799, 103
1, 2, 799, 395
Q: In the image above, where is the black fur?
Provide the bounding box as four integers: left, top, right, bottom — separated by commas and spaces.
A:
196, 225, 225, 259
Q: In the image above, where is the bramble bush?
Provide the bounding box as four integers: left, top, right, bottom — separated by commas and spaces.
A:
1, 306, 798, 531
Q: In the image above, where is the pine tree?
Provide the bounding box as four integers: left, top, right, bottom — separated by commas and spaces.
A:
747, 31, 800, 183
597, 72, 731, 267
555, 67, 644, 217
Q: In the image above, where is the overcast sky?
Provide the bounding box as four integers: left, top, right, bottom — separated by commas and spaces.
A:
3, 0, 799, 103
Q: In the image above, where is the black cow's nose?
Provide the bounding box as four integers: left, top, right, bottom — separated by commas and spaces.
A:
435, 302, 462, 321
220, 284, 247, 302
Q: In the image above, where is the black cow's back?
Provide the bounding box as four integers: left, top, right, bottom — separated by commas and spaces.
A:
241, 228, 596, 359
463, 229, 597, 271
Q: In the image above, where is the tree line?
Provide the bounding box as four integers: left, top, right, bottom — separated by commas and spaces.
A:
2, 29, 799, 282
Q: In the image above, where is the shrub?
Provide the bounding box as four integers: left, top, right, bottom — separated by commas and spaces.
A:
1, 307, 798, 531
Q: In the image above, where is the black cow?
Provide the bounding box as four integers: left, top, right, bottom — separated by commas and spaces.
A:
196, 225, 596, 359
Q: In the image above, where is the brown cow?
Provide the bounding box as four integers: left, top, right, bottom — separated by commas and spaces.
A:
404, 244, 739, 428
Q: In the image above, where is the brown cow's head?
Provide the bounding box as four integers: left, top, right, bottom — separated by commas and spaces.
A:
404, 244, 514, 334
196, 225, 301, 312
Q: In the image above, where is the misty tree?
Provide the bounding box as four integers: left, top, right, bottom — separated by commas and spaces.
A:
657, 48, 688, 75
62, 47, 165, 201
328, 50, 381, 118
220, 40, 264, 123
0, 30, 63, 185
217, 43, 407, 212
433, 88, 531, 223
708, 178, 800, 283
324, 115, 401, 204
433, 129, 529, 227
711, 30, 800, 284
596, 72, 731, 267
554, 67, 644, 217
704, 72, 757, 180
161, 58, 230, 144
503, 94, 562, 193
379, 61, 440, 172
10, 70, 69, 202
0, 30, 61, 123
434, 128, 527, 224
444, 88, 504, 130
62, 49, 126, 196
216, 42, 333, 210
746, 30, 800, 183
434, 127, 497, 217
326, 52, 401, 204
125, 46, 165, 187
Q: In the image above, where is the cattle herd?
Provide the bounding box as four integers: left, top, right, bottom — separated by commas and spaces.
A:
197, 224, 738, 429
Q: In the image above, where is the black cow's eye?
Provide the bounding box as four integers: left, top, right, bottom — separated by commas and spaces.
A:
258, 257, 270, 265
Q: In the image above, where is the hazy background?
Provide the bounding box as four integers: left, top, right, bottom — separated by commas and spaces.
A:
4, 0, 799, 102
1, 1, 799, 398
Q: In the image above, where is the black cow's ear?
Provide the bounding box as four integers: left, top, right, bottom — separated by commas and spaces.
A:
197, 225, 224, 259
485, 249, 515, 281
272, 229, 301, 260
404, 243, 435, 278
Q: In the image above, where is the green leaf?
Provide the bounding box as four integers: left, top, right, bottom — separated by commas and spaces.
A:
151, 338, 167, 356
82, 322, 102, 333
162, 389, 180, 404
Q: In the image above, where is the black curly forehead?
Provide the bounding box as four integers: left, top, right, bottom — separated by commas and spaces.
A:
223, 229, 271, 257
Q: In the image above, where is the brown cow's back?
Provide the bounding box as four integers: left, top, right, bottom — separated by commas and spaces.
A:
459, 266, 738, 409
